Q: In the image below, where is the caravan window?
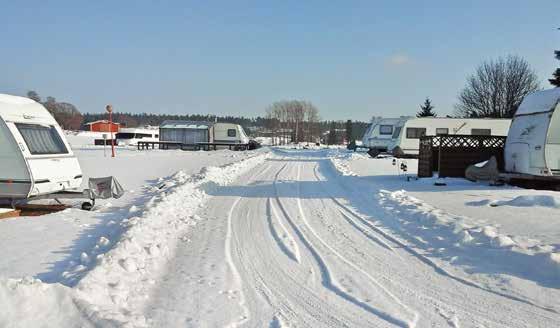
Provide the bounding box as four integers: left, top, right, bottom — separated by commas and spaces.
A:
406, 127, 426, 139
471, 128, 491, 136
436, 128, 449, 135
136, 133, 153, 138
379, 125, 393, 135
116, 133, 134, 139
16, 124, 68, 155
392, 126, 402, 138
227, 129, 237, 137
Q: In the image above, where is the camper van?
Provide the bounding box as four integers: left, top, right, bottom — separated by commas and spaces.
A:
116, 127, 159, 146
362, 117, 410, 156
0, 94, 82, 201
388, 117, 511, 157
505, 88, 560, 177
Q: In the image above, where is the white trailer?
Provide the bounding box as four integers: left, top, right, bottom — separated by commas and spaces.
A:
505, 88, 560, 178
0, 94, 82, 201
388, 117, 511, 157
116, 127, 159, 146
362, 117, 410, 157
212, 122, 250, 144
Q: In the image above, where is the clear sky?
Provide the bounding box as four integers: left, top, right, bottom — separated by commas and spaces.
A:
2, 1, 559, 121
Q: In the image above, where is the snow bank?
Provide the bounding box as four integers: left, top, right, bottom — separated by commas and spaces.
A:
0, 152, 268, 327
491, 195, 560, 209
379, 189, 560, 280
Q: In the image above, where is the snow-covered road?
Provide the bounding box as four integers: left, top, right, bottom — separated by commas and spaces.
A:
145, 150, 560, 328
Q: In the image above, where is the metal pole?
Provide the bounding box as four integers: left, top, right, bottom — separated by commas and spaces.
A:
106, 105, 115, 158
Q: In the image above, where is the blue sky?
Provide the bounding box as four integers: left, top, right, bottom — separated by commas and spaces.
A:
1, 1, 559, 120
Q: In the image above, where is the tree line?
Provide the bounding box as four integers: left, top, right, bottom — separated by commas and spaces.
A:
26, 91, 84, 130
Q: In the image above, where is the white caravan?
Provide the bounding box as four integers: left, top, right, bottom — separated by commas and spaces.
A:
0, 94, 82, 201
212, 122, 250, 144
116, 127, 159, 146
388, 117, 511, 156
362, 116, 410, 156
505, 88, 560, 177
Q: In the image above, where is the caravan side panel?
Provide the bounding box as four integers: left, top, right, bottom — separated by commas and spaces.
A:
0, 118, 31, 198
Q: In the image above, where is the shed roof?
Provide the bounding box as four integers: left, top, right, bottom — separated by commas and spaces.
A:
160, 120, 214, 129
85, 120, 121, 125
516, 88, 560, 116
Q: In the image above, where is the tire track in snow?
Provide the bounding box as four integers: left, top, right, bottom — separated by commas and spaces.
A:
235, 160, 350, 327
224, 197, 250, 328
267, 197, 301, 263
271, 161, 415, 327
292, 162, 419, 328
315, 159, 560, 324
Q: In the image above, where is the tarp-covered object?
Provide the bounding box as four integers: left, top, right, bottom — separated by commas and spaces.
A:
465, 156, 499, 182
88, 176, 125, 199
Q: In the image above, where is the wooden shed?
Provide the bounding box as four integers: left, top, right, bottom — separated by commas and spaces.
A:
86, 120, 120, 133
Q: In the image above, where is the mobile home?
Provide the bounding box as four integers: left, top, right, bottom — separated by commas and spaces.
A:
362, 117, 410, 156
0, 94, 82, 201
159, 121, 250, 146
389, 117, 511, 157
505, 88, 560, 177
116, 127, 159, 146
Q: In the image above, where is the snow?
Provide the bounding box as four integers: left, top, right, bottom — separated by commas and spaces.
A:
0, 137, 269, 326
1, 144, 559, 327
515, 88, 560, 116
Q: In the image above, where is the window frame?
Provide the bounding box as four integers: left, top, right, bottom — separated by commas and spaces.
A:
406, 127, 427, 139
379, 125, 393, 135
436, 128, 449, 135
15, 123, 69, 155
227, 129, 237, 137
471, 128, 491, 136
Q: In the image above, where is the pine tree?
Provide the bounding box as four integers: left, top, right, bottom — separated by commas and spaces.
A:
417, 97, 437, 117
550, 50, 560, 87
345, 119, 353, 143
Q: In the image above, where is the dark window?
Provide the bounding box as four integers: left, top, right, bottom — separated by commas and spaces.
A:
136, 133, 153, 138
155, 134, 159, 138
392, 126, 402, 138
436, 128, 449, 135
471, 128, 491, 136
379, 125, 393, 135
16, 123, 68, 155
406, 127, 427, 139
116, 133, 134, 139
227, 129, 237, 137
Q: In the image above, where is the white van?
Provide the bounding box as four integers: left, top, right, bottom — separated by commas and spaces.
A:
389, 117, 511, 157
0, 94, 82, 201
505, 88, 560, 177
116, 127, 159, 146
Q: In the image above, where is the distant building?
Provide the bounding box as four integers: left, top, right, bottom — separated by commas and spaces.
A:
86, 120, 120, 133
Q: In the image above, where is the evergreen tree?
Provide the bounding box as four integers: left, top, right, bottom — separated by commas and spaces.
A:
550, 50, 560, 87
417, 97, 437, 117
327, 121, 337, 145
345, 119, 353, 143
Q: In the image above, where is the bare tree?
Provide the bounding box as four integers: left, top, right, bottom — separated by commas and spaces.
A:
455, 55, 540, 118
265, 100, 320, 145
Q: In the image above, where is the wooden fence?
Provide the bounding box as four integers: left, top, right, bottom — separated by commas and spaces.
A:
418, 135, 507, 178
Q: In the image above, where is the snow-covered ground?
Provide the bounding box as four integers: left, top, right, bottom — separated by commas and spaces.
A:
1, 143, 559, 327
